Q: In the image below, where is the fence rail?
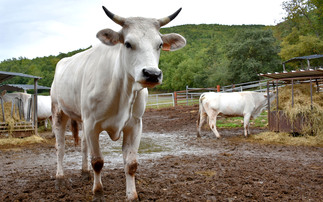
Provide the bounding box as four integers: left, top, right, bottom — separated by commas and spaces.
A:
147, 80, 271, 108
147, 93, 174, 108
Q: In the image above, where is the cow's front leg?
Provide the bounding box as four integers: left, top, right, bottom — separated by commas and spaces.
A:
52, 104, 69, 188
81, 127, 90, 180
243, 114, 251, 137
83, 121, 104, 198
122, 117, 142, 201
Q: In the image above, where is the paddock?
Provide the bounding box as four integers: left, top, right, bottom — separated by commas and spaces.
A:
1, 105, 322, 201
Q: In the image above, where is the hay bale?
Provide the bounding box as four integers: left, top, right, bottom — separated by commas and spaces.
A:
272, 84, 323, 136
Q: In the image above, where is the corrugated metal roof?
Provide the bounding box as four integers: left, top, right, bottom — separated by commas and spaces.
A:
283, 54, 323, 64
0, 71, 41, 83
259, 68, 323, 80
0, 84, 50, 92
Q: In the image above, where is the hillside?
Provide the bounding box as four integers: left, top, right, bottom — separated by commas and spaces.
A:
0, 24, 280, 91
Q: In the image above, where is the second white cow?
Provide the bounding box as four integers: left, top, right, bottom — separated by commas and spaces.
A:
1, 92, 52, 126
36, 95, 52, 127
197, 91, 275, 138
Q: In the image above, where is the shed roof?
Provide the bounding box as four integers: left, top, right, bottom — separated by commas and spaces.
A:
0, 71, 41, 83
0, 84, 50, 92
283, 54, 323, 64
259, 68, 323, 80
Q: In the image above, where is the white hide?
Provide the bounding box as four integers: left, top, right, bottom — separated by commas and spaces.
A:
37, 95, 51, 120
51, 7, 186, 201
197, 91, 275, 137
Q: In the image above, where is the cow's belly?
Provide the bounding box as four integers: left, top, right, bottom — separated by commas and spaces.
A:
212, 103, 245, 116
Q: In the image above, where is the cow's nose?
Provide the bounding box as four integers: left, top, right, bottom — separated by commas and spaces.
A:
142, 69, 162, 83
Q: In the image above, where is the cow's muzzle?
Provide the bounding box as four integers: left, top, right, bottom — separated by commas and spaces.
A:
141, 68, 162, 87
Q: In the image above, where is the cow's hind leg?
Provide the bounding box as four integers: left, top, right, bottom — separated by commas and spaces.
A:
207, 111, 220, 138
122, 117, 142, 201
52, 104, 69, 187
197, 111, 207, 138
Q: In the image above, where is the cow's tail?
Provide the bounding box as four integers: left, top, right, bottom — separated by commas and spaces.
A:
197, 107, 201, 129
71, 119, 79, 146
196, 93, 205, 129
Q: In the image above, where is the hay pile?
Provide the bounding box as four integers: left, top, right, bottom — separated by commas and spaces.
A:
251, 132, 323, 147
0, 102, 26, 134
272, 84, 323, 136
0, 135, 45, 146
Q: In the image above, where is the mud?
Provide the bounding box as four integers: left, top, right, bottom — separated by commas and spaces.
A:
1, 105, 322, 201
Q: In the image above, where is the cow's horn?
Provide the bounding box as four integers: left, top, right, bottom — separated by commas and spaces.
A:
158, 8, 182, 27
102, 6, 125, 26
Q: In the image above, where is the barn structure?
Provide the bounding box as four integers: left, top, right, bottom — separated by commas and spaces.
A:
0, 71, 50, 137
259, 54, 323, 134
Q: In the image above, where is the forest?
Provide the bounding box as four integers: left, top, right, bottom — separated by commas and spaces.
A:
0, 0, 322, 92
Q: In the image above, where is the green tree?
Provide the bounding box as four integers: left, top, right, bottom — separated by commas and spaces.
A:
279, 0, 323, 60
226, 29, 281, 84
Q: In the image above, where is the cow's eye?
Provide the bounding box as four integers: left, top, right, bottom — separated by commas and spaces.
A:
125, 42, 132, 49
158, 43, 163, 50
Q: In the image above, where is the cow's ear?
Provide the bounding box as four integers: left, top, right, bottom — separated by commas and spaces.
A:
97, 29, 122, 46
161, 33, 186, 51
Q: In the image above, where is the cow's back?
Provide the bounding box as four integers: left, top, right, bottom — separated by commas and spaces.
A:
202, 92, 257, 116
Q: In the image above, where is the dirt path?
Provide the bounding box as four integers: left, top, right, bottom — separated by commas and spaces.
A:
1, 105, 322, 201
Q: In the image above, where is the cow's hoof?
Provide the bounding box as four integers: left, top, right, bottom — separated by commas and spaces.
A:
55, 177, 70, 190
81, 170, 91, 181
93, 191, 105, 202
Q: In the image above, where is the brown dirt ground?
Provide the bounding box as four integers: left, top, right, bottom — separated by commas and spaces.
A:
1, 105, 322, 201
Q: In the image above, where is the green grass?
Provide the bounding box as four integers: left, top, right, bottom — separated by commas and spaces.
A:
216, 111, 268, 128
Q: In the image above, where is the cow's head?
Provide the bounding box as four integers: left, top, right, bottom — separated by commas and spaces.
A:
97, 6, 186, 88
264, 91, 276, 104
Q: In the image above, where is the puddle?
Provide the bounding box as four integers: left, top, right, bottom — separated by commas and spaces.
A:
64, 131, 213, 169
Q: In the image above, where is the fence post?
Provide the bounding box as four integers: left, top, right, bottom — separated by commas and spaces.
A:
156, 94, 158, 108
172, 93, 175, 107
174, 91, 177, 107
217, 85, 220, 92
186, 85, 189, 106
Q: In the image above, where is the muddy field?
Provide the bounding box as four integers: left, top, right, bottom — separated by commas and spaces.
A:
1, 105, 323, 201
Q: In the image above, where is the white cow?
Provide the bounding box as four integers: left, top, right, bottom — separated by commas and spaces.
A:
0, 92, 51, 126
36, 95, 52, 127
51, 6, 186, 201
197, 91, 275, 138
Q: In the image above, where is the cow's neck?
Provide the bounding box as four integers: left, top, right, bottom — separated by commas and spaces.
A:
99, 56, 141, 140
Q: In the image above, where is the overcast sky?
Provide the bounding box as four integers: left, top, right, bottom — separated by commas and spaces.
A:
0, 0, 286, 61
